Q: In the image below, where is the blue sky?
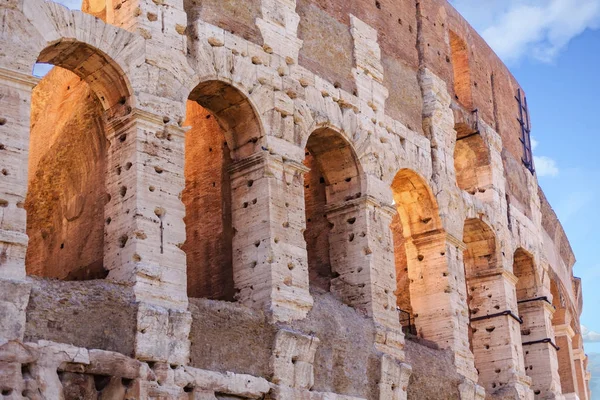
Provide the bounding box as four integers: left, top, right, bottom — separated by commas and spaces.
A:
49, 0, 599, 365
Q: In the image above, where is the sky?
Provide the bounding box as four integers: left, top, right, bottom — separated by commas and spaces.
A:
450, 0, 600, 394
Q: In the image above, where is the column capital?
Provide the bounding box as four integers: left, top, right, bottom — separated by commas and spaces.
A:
467, 267, 518, 285
229, 151, 309, 176
573, 348, 586, 360
554, 324, 576, 338
0, 67, 39, 88
325, 195, 395, 217
105, 107, 189, 140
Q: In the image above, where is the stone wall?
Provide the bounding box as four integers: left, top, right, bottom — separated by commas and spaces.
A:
0, 0, 590, 399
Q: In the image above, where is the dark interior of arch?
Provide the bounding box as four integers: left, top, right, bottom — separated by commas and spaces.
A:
513, 248, 537, 301
182, 100, 234, 300
303, 128, 361, 292
454, 132, 492, 194
26, 66, 108, 280
463, 218, 498, 277
188, 81, 262, 160
389, 169, 443, 331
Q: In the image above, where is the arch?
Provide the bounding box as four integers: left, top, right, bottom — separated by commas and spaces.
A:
454, 132, 492, 194
391, 169, 442, 238
463, 218, 498, 277
188, 80, 264, 161
24, 39, 133, 280
389, 169, 444, 334
513, 248, 537, 301
37, 40, 132, 111
18, 0, 141, 101
303, 127, 362, 291
183, 80, 263, 300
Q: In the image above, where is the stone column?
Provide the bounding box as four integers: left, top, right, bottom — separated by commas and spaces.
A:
406, 232, 476, 381
104, 109, 191, 365
325, 196, 397, 328
573, 349, 588, 400
554, 325, 579, 400
519, 297, 563, 398
468, 270, 533, 397
104, 109, 188, 310
0, 68, 37, 341
229, 152, 313, 322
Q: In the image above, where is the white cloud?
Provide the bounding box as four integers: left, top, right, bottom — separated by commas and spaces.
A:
534, 155, 559, 177
531, 137, 539, 150
582, 325, 600, 343
450, 0, 600, 64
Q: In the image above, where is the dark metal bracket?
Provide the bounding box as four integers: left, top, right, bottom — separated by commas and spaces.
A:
522, 338, 560, 351
471, 310, 523, 324
517, 296, 554, 308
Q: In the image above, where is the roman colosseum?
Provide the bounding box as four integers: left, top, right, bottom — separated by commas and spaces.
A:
0, 0, 592, 398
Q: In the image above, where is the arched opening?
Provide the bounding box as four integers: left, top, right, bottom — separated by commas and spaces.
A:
389, 169, 443, 335
184, 81, 262, 300
303, 128, 361, 292
513, 249, 536, 302
25, 41, 130, 280
454, 132, 492, 194
463, 218, 498, 353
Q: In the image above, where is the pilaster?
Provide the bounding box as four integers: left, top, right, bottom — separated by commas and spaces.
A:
468, 270, 533, 398
229, 152, 313, 322
554, 324, 579, 399
519, 297, 563, 399
0, 68, 38, 342
408, 231, 477, 381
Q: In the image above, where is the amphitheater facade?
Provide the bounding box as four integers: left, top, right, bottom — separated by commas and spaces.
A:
0, 0, 592, 398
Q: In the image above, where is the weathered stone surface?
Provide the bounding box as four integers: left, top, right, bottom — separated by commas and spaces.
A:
0, 0, 590, 398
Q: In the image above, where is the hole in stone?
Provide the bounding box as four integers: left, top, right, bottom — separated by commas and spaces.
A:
0, 117, 7, 125
485, 344, 490, 350
2, 389, 13, 396
0, 199, 8, 208
254, 240, 260, 247
154, 166, 163, 174
149, 186, 155, 192
247, 180, 254, 187
345, 177, 352, 182
94, 375, 111, 391
0, 144, 5, 150
119, 235, 128, 248
347, 217, 356, 224
417, 255, 424, 261
485, 326, 495, 333
184, 385, 194, 393
120, 186, 127, 197
163, 116, 170, 124
122, 378, 133, 387
1, 169, 8, 176
125, 162, 133, 170
119, 134, 126, 142
349, 233, 355, 242
60, 243, 64, 249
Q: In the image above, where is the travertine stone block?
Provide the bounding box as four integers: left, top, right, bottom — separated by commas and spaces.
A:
0, 280, 31, 341
378, 355, 412, 400
230, 152, 313, 322
104, 109, 188, 310
271, 329, 320, 390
